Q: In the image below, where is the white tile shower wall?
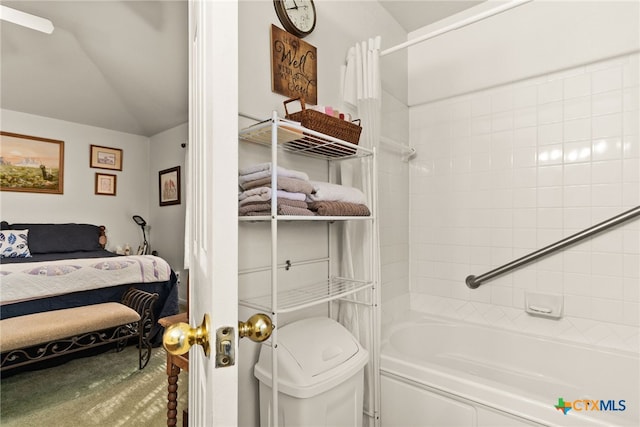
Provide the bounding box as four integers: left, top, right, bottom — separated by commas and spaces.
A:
409, 53, 640, 353
379, 91, 411, 303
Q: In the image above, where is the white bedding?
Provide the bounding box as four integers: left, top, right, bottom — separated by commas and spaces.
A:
0, 255, 172, 305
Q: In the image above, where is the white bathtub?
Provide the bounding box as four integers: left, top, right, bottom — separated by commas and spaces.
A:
380, 313, 639, 427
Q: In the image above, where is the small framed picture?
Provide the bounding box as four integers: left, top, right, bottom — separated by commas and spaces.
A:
95, 173, 117, 196
159, 166, 180, 206
90, 145, 123, 171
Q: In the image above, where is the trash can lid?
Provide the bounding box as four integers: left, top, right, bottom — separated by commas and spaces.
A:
254, 317, 369, 398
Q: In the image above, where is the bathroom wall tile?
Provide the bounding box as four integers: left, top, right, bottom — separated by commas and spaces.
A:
514, 107, 537, 128
564, 272, 592, 296
591, 252, 624, 277
538, 165, 563, 187
592, 137, 622, 161
564, 163, 591, 185
491, 88, 514, 113
471, 114, 491, 135
538, 123, 563, 145
564, 73, 591, 99
623, 253, 639, 278
491, 151, 513, 171
564, 294, 592, 318
622, 182, 639, 205
512, 167, 537, 189
623, 135, 639, 159
564, 140, 591, 163
538, 101, 563, 124
513, 228, 537, 249
622, 53, 639, 88
592, 183, 622, 207
564, 96, 591, 120
491, 130, 513, 151
563, 207, 592, 229
623, 88, 638, 112
537, 207, 563, 228
590, 229, 623, 253
591, 160, 622, 184
624, 277, 640, 302
564, 118, 591, 142
624, 110, 639, 136
492, 111, 514, 132
513, 126, 538, 148
513, 147, 537, 168
537, 144, 563, 165
592, 113, 622, 139
592, 66, 623, 94
471, 94, 492, 117
592, 90, 622, 116
538, 79, 563, 104
514, 84, 538, 109
563, 185, 591, 207
538, 186, 563, 207
536, 270, 563, 294
591, 297, 624, 323
623, 302, 640, 327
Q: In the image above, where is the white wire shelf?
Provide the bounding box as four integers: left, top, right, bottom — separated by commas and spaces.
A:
239, 215, 373, 222
239, 117, 373, 160
238, 276, 373, 314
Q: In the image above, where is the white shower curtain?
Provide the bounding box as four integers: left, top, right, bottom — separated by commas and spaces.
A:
339, 36, 382, 427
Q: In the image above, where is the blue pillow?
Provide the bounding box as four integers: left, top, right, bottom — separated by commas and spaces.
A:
0, 229, 32, 258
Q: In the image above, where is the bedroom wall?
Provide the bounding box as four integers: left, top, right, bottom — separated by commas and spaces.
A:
1, 109, 189, 301
237, 1, 408, 425
148, 123, 188, 303
0, 109, 150, 250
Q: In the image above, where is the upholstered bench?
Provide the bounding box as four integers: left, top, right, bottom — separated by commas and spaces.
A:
0, 288, 158, 372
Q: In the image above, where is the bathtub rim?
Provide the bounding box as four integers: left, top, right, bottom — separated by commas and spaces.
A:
382, 310, 640, 360
380, 311, 639, 427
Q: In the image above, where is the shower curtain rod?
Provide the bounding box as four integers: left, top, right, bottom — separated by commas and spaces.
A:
380, 0, 533, 57
380, 136, 416, 161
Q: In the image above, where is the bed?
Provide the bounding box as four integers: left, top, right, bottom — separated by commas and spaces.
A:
0, 222, 179, 349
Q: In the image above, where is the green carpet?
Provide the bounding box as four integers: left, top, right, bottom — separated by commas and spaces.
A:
0, 345, 188, 426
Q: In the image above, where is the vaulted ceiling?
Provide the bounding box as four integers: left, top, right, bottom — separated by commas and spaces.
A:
1, 1, 482, 137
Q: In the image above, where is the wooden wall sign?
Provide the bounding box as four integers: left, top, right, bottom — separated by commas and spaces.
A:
271, 25, 317, 104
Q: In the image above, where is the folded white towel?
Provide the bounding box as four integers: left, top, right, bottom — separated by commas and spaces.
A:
307, 181, 366, 205
238, 162, 309, 185
239, 187, 307, 206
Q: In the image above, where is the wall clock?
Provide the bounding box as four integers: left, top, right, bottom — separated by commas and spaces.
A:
273, 0, 316, 38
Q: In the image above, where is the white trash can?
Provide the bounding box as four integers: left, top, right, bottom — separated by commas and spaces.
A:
254, 317, 369, 427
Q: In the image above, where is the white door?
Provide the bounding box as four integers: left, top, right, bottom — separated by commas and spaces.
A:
188, 0, 239, 425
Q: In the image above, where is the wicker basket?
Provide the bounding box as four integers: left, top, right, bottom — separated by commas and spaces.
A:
283, 98, 362, 157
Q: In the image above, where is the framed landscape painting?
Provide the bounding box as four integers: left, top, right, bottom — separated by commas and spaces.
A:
90, 144, 123, 171
0, 131, 64, 194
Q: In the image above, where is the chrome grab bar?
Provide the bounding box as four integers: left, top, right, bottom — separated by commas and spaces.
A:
466, 205, 640, 289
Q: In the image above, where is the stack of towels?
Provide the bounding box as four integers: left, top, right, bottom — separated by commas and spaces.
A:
238, 162, 370, 217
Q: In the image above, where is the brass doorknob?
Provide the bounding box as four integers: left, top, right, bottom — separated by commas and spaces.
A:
163, 313, 210, 356
239, 313, 273, 342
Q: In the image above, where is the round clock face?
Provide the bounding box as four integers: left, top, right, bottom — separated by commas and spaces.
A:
274, 0, 316, 38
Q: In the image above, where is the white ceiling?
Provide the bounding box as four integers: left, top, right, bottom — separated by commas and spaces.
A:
379, 0, 484, 33
1, 1, 482, 137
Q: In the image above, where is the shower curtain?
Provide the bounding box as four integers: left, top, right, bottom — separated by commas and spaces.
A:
339, 36, 382, 427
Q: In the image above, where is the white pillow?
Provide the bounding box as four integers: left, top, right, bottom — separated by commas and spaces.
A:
0, 229, 32, 258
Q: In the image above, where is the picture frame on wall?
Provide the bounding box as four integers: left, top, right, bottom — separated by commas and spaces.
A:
159, 166, 180, 206
90, 144, 123, 171
95, 172, 117, 196
0, 131, 65, 194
